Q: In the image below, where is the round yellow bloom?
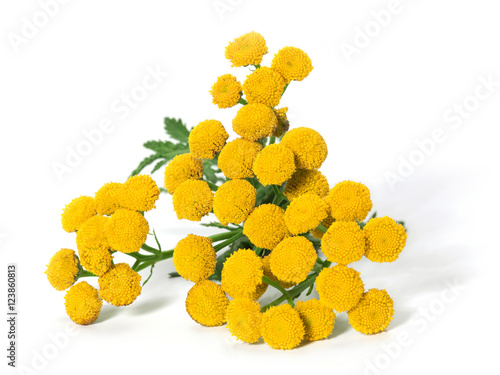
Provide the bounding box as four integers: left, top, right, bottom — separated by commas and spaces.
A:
348, 289, 394, 335
98, 263, 142, 306
284, 193, 328, 235
213, 179, 256, 226
76, 215, 109, 252
272, 107, 290, 137
280, 127, 328, 170
104, 209, 149, 253
253, 144, 296, 186
79, 246, 113, 277
189, 119, 229, 160
218, 138, 262, 179
210, 74, 242, 108
243, 204, 290, 250
363, 216, 407, 263
119, 174, 160, 212
284, 169, 329, 202
64, 281, 102, 325
295, 299, 335, 341
94, 182, 122, 216
316, 265, 364, 313
185, 280, 229, 327
270, 237, 316, 284
226, 298, 263, 343
261, 304, 305, 350
61, 196, 97, 233
46, 248, 79, 291
243, 67, 286, 108
325, 181, 372, 222
322, 221, 365, 265
172, 180, 214, 221
271, 47, 313, 83
225, 31, 268, 67
262, 254, 296, 289
232, 103, 278, 141
221, 249, 266, 300
173, 234, 216, 283
164, 153, 203, 195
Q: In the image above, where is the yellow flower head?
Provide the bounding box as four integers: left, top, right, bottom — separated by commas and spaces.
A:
243, 67, 286, 108
218, 138, 262, 179
64, 281, 102, 325
104, 209, 149, 253
185, 280, 229, 327
271, 47, 313, 83
232, 103, 278, 141
363, 216, 407, 263
272, 107, 290, 137
94, 182, 122, 216
322, 221, 365, 265
75, 215, 112, 275
164, 153, 203, 195
226, 298, 263, 343
262, 254, 296, 289
316, 265, 364, 313
221, 249, 266, 300
283, 169, 329, 202
173, 234, 216, 283
348, 289, 394, 335
295, 299, 335, 341
61, 196, 97, 233
270, 237, 317, 284
253, 144, 296, 186
79, 246, 113, 277
225, 31, 268, 67
119, 174, 160, 212
210, 74, 242, 108
243, 204, 290, 250
46, 248, 79, 291
189, 120, 229, 160
284, 193, 328, 235
261, 304, 305, 350
213, 179, 256, 226
98, 263, 142, 306
281, 127, 328, 170
325, 181, 372, 222
172, 180, 214, 221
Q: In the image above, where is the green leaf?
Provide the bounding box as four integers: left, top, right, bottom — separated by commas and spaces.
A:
168, 272, 181, 278
130, 154, 163, 177
164, 118, 190, 144
143, 140, 177, 154
151, 159, 168, 174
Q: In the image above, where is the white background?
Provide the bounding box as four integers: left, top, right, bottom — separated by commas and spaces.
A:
1, 0, 499, 374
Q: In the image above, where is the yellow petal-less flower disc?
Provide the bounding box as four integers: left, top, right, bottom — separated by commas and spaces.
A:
322, 221, 365, 265
325, 180, 373, 222
45, 248, 79, 291
243, 204, 290, 250
232, 103, 278, 142
221, 249, 266, 300
119, 174, 160, 212
295, 299, 336, 341
316, 265, 364, 313
283, 169, 329, 202
225, 31, 268, 67
284, 193, 328, 235
253, 144, 296, 186
271, 47, 313, 83
105, 209, 149, 253
64, 281, 102, 325
164, 153, 203, 195
98, 263, 142, 306
172, 180, 214, 222
272, 107, 290, 137
261, 304, 305, 350
280, 127, 328, 170
243, 67, 286, 108
348, 289, 394, 335
213, 179, 256, 226
262, 254, 296, 289
185, 280, 229, 327
61, 196, 97, 233
226, 298, 263, 343
94, 182, 122, 216
210, 74, 242, 109
79, 245, 113, 277
218, 138, 262, 179
189, 119, 229, 160
173, 234, 216, 283
270, 237, 317, 284
76, 215, 109, 252
363, 216, 407, 263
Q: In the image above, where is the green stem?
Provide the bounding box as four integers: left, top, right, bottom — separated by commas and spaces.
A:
281, 83, 289, 98
208, 230, 241, 242
238, 97, 248, 105
262, 276, 294, 308
271, 185, 287, 205
316, 224, 328, 234
205, 180, 219, 191
141, 243, 160, 254
134, 249, 174, 273
269, 136, 276, 145
213, 231, 244, 252
77, 269, 97, 278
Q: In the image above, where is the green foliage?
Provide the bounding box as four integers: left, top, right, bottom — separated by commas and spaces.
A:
164, 118, 190, 144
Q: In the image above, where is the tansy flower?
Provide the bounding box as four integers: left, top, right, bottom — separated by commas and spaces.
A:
210, 74, 242, 108
213, 179, 256, 226
271, 47, 313, 83
104, 209, 149, 253
232, 103, 278, 141
226, 298, 263, 343
261, 304, 305, 350
348, 289, 394, 335
45, 248, 79, 291
262, 254, 296, 289
284, 193, 328, 235
325, 180, 372, 222
316, 265, 364, 313
173, 234, 216, 283
281, 127, 328, 170
363, 216, 407, 263
98, 263, 142, 306
94, 182, 122, 216
270, 237, 316, 284
119, 174, 160, 212
78, 245, 113, 277
272, 107, 290, 137
61, 196, 97, 233
243, 67, 286, 108
164, 153, 203, 195
188, 120, 229, 160
243, 204, 290, 250
225, 31, 268, 67
283, 169, 329, 202
295, 299, 335, 341
64, 281, 102, 325
322, 221, 365, 265
253, 144, 296, 186
218, 138, 262, 179
172, 180, 214, 221
185, 280, 229, 327
76, 215, 109, 253
221, 249, 266, 300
